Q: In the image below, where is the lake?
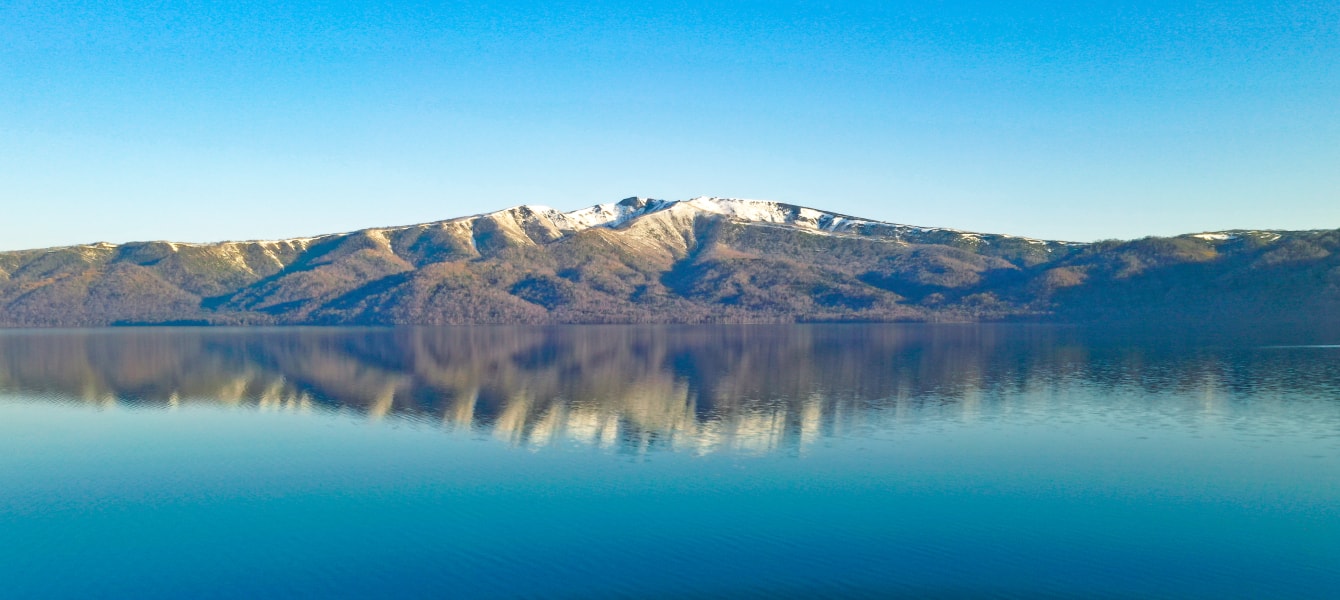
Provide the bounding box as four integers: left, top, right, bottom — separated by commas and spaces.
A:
1, 325, 1337, 598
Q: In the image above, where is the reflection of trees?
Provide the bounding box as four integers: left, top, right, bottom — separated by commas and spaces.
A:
0, 326, 1336, 455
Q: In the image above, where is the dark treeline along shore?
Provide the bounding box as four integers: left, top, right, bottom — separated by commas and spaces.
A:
1, 197, 1337, 328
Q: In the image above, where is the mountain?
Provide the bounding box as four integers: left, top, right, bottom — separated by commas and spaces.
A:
1, 196, 1337, 328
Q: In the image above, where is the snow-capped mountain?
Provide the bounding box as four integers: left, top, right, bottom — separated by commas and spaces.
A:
415, 196, 1071, 247
0, 197, 1335, 328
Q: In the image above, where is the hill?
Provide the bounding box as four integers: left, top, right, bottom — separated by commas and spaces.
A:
1, 197, 1336, 327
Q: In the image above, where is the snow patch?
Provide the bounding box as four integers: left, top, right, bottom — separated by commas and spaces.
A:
468, 198, 675, 232
558, 199, 669, 229
214, 243, 257, 275
681, 197, 884, 234
685, 197, 795, 223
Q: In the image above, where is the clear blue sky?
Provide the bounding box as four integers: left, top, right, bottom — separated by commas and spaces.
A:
2, 1, 1337, 249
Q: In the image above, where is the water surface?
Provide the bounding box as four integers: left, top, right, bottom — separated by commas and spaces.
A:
1, 325, 1338, 598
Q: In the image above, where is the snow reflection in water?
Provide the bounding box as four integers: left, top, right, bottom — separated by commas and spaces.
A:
2, 325, 1338, 456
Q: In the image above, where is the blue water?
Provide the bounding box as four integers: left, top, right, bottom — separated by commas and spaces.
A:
1, 325, 1338, 598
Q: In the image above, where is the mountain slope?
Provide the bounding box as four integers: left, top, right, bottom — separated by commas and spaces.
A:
1, 197, 1336, 328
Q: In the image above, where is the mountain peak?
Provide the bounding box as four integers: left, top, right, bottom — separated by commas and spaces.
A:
0, 195, 1334, 328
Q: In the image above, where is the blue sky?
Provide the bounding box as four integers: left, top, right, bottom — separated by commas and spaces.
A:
2, 1, 1337, 249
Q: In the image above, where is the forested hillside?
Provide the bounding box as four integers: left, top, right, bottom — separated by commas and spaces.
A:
1, 197, 1336, 328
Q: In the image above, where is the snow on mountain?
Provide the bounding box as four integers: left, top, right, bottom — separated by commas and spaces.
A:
552, 197, 673, 229
465, 196, 947, 238
50, 196, 1073, 255
462, 196, 854, 234
1186, 231, 1289, 243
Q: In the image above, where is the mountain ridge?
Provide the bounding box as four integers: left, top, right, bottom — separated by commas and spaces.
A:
2, 197, 1337, 328
28, 196, 1075, 252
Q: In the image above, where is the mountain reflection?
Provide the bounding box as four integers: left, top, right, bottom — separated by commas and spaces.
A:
1, 325, 1337, 454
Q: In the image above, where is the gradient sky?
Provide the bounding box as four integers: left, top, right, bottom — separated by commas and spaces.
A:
2, 1, 1337, 250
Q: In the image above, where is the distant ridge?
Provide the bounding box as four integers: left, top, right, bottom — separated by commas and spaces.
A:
0, 197, 1336, 327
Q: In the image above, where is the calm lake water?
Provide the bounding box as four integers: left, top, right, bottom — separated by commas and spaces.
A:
1, 325, 1338, 598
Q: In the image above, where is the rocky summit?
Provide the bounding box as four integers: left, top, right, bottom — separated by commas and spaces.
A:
0, 197, 1337, 328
